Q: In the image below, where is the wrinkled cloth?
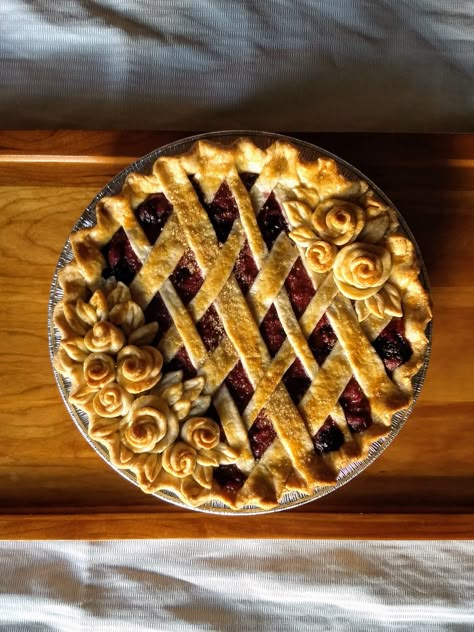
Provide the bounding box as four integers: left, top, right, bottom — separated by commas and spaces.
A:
0, 0, 472, 131
0, 540, 473, 631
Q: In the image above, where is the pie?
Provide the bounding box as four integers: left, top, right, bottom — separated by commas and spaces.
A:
53, 137, 432, 510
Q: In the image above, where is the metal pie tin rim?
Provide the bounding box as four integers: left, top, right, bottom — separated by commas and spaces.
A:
48, 130, 432, 515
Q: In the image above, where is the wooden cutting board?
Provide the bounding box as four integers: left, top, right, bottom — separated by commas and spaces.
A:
0, 130, 472, 539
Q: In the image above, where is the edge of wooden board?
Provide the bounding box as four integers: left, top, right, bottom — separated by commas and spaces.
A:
0, 513, 473, 540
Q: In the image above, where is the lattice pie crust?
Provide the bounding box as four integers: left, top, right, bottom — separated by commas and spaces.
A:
53, 138, 432, 509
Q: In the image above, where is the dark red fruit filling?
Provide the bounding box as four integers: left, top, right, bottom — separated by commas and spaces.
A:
284, 258, 316, 319
144, 293, 172, 343
213, 464, 247, 493
233, 241, 259, 295
283, 358, 311, 404
102, 228, 142, 285
196, 305, 224, 353
313, 416, 345, 454
225, 361, 254, 413
308, 314, 338, 366
372, 318, 412, 373
257, 192, 289, 250
204, 403, 226, 442
134, 193, 173, 245
259, 305, 286, 357
339, 377, 372, 433
170, 250, 203, 305
248, 409, 277, 459
239, 172, 259, 191
163, 346, 196, 379
191, 178, 238, 243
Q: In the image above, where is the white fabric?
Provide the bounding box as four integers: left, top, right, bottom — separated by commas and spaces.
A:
0, 540, 473, 631
0, 0, 473, 130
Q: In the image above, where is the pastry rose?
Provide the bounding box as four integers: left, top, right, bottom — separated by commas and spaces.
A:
117, 345, 163, 394
181, 417, 220, 450
93, 383, 134, 418
162, 441, 197, 478
84, 321, 125, 354
312, 199, 365, 246
306, 240, 337, 273
83, 353, 116, 389
333, 242, 392, 300
121, 395, 178, 453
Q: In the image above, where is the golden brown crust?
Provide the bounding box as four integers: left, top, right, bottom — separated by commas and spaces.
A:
53, 137, 432, 510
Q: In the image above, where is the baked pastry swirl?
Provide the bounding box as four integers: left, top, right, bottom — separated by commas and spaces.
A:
53, 137, 431, 510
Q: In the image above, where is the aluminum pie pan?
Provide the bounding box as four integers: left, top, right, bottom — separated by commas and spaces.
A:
48, 131, 432, 515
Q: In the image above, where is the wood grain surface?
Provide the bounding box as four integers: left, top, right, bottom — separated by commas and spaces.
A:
0, 130, 473, 540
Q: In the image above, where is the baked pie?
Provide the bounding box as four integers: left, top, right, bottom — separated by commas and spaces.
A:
53, 137, 432, 509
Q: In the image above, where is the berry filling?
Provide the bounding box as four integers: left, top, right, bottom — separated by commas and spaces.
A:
259, 304, 286, 357
284, 258, 316, 319
308, 314, 338, 366
191, 178, 238, 243
282, 358, 311, 404
134, 193, 173, 245
233, 241, 259, 295
339, 377, 372, 433
213, 464, 247, 494
225, 361, 254, 414
102, 228, 142, 285
163, 346, 196, 379
248, 409, 277, 459
144, 293, 171, 344
205, 403, 226, 442
257, 192, 289, 250
313, 416, 345, 454
373, 318, 412, 373
239, 171, 259, 191
170, 250, 203, 305
196, 305, 225, 353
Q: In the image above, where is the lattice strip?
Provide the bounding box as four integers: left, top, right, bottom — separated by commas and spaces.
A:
158, 279, 208, 366
299, 343, 350, 435
246, 232, 297, 321
234, 440, 295, 509
213, 386, 254, 471
199, 338, 237, 395
130, 215, 187, 308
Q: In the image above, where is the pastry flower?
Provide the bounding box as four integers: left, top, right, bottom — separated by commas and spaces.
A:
285, 194, 403, 322
117, 345, 163, 394
83, 352, 116, 389
286, 198, 362, 274
120, 395, 178, 454
333, 242, 391, 300
312, 199, 365, 246
55, 277, 240, 498
93, 383, 134, 418
334, 242, 402, 321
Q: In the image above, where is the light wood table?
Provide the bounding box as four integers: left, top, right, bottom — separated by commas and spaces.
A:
0, 131, 472, 539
